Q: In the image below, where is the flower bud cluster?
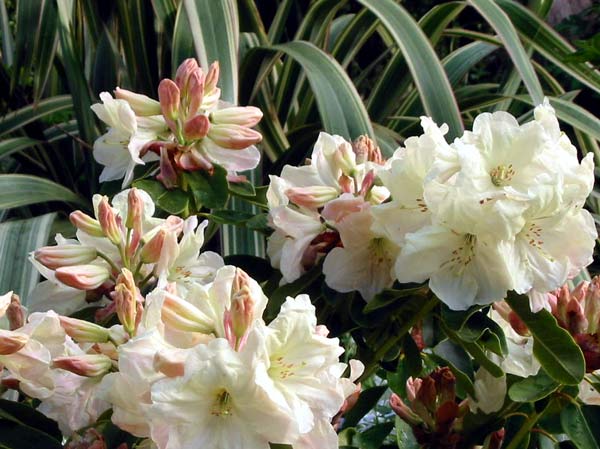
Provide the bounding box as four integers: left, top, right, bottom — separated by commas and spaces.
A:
267, 133, 397, 301
91, 58, 263, 189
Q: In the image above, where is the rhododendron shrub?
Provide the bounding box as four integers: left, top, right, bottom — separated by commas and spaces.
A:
1, 54, 599, 449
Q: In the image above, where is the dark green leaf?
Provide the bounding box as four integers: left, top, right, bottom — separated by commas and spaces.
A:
0, 420, 62, 449
0, 96, 72, 138
0, 399, 61, 442
356, 422, 394, 449
395, 416, 419, 449
431, 339, 475, 396
508, 370, 560, 402
342, 385, 387, 429
0, 175, 88, 210
561, 403, 600, 449
183, 165, 228, 210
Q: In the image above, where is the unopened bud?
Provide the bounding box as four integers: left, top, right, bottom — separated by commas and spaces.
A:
34, 245, 97, 270
359, 170, 376, 197
161, 292, 213, 334
586, 277, 600, 334
115, 87, 161, 116
112, 269, 140, 336
59, 316, 111, 343
70, 211, 104, 237
187, 70, 205, 117
53, 354, 113, 377
175, 58, 200, 92
210, 106, 263, 127
175, 148, 214, 172
483, 429, 505, 449
140, 228, 168, 264
98, 198, 122, 245
207, 124, 262, 150
126, 188, 144, 230
158, 79, 181, 122
183, 114, 210, 141
6, 294, 24, 330
285, 186, 339, 209
390, 393, 421, 426
204, 61, 220, 94
0, 330, 28, 355
352, 135, 383, 165
55, 264, 111, 290
334, 142, 357, 175
230, 269, 254, 339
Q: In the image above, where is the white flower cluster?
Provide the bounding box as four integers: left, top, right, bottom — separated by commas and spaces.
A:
0, 191, 360, 447
268, 101, 597, 311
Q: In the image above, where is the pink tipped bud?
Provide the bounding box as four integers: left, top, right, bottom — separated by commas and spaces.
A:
484, 429, 505, 449
55, 264, 111, 290
390, 393, 421, 426
140, 228, 168, 264
112, 269, 140, 336
204, 61, 220, 94
352, 135, 383, 165
187, 70, 205, 117
175, 149, 214, 172
285, 186, 339, 209
586, 277, 600, 334
154, 351, 185, 378
98, 198, 122, 245
34, 245, 97, 270
161, 292, 213, 333
334, 142, 357, 175
175, 58, 200, 92
59, 316, 111, 343
157, 147, 179, 189
210, 106, 263, 127
6, 294, 25, 330
158, 79, 181, 123
208, 124, 262, 149
114, 87, 161, 116
230, 269, 254, 338
70, 211, 104, 237
0, 330, 28, 355
338, 175, 354, 194
126, 188, 144, 230
53, 354, 113, 377
183, 114, 210, 141
359, 170, 376, 197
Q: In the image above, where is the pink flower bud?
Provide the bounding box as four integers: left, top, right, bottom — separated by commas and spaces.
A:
126, 188, 144, 231
359, 169, 376, 197
175, 58, 200, 92
6, 294, 24, 330
161, 292, 213, 333
187, 70, 205, 117
204, 61, 220, 94
390, 393, 421, 426
70, 211, 104, 237
53, 354, 113, 377
207, 124, 262, 149
285, 186, 339, 209
352, 135, 383, 165
59, 316, 111, 343
334, 141, 356, 175
112, 268, 141, 336
140, 229, 167, 264
158, 79, 181, 123
210, 106, 263, 127
0, 330, 28, 355
586, 277, 600, 334
224, 269, 255, 349
183, 114, 210, 141
34, 244, 97, 270
55, 264, 111, 290
175, 148, 214, 172
98, 198, 122, 245
114, 87, 161, 116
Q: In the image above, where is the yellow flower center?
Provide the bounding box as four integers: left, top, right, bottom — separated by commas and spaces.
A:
490, 164, 515, 186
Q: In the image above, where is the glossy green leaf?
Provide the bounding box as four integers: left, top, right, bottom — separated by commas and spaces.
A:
0, 213, 56, 303
0, 137, 41, 160
270, 41, 373, 140
468, 0, 544, 105
183, 0, 238, 102
183, 165, 229, 210
561, 403, 600, 449
358, 0, 463, 139
0, 399, 61, 442
0, 96, 72, 138
171, 6, 195, 70
0, 175, 88, 210
431, 339, 475, 396
356, 422, 394, 449
444, 41, 499, 86
0, 0, 13, 67
395, 416, 420, 449
0, 420, 62, 449
508, 370, 559, 403
341, 385, 387, 429
506, 293, 585, 385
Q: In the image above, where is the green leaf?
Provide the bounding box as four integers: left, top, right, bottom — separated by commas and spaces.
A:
506, 293, 585, 385
431, 339, 475, 396
228, 180, 256, 197
0, 213, 57, 302
468, 0, 544, 105
395, 416, 419, 449
269, 41, 373, 140
358, 0, 463, 139
0, 420, 62, 449
205, 209, 255, 225
265, 266, 322, 321
509, 370, 559, 403
0, 96, 72, 138
0, 137, 41, 160
183, 0, 238, 102
0, 175, 88, 210
223, 255, 273, 282
561, 403, 600, 449
0, 399, 61, 442
497, 0, 600, 96
356, 422, 394, 449
341, 385, 387, 429
444, 41, 499, 86
171, 6, 195, 70
183, 165, 228, 210
0, 0, 14, 67
156, 189, 189, 215
363, 286, 429, 313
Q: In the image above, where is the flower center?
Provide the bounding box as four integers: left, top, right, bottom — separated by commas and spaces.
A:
441, 234, 476, 275
490, 164, 515, 186
269, 356, 296, 380
211, 389, 233, 417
